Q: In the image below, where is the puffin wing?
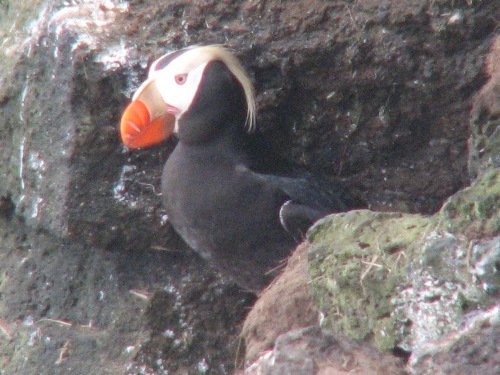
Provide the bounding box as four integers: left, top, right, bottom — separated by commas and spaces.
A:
256, 172, 356, 239
278, 200, 329, 240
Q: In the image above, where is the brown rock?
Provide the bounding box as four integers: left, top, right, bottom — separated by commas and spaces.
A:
241, 243, 318, 362
469, 35, 500, 178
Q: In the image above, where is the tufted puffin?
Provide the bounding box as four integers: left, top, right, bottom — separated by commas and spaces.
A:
120, 45, 357, 292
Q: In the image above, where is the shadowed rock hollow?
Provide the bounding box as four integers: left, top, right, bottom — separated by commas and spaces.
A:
0, 0, 498, 374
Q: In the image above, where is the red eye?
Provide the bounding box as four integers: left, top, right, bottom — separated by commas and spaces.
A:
175, 74, 187, 85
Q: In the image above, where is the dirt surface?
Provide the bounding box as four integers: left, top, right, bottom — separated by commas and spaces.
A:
241, 243, 318, 362
0, 215, 255, 374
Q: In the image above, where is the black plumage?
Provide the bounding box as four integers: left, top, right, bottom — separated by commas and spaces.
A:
121, 46, 360, 292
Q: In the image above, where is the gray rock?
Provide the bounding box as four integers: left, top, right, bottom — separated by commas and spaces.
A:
242, 326, 405, 375
0, 0, 498, 374
409, 306, 500, 375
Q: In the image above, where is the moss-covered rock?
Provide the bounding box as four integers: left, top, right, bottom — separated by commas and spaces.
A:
438, 169, 499, 237
308, 171, 499, 352
308, 210, 430, 350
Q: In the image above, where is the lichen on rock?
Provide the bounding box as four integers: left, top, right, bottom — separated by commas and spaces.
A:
308, 210, 430, 351
307, 170, 499, 358
438, 170, 499, 237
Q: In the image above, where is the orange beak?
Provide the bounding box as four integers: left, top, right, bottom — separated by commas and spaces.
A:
120, 78, 175, 149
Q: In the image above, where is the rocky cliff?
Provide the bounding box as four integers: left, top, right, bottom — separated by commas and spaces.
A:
0, 0, 498, 374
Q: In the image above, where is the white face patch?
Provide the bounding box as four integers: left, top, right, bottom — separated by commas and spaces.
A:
146, 46, 256, 133
158, 63, 207, 133
149, 49, 213, 132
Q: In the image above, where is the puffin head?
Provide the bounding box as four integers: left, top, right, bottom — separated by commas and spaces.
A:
120, 45, 256, 148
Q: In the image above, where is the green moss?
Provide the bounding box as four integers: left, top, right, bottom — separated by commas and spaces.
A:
307, 170, 499, 352
373, 317, 398, 351
469, 114, 500, 176
308, 210, 430, 351
438, 170, 499, 236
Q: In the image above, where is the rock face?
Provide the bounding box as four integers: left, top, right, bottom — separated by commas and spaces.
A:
0, 0, 498, 374
240, 326, 406, 375
242, 33, 499, 375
